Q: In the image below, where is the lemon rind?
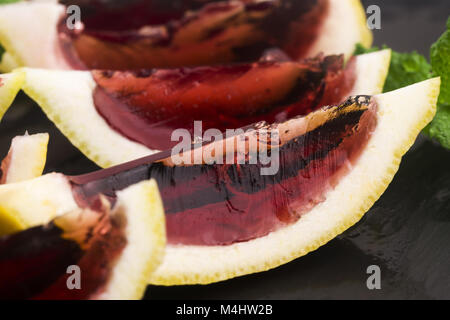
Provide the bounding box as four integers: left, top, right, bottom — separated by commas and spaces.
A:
4, 133, 49, 184
0, 70, 24, 120
150, 78, 440, 285
350, 48, 391, 96
0, 1, 69, 70
97, 180, 166, 300
0, 52, 20, 73
0, 173, 78, 235
0, 78, 440, 285
21, 68, 152, 168
0, 176, 166, 299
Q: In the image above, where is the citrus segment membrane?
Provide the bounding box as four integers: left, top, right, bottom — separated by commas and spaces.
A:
71, 96, 377, 246
0, 180, 165, 300
0, 0, 371, 71
21, 50, 390, 167
0, 133, 49, 184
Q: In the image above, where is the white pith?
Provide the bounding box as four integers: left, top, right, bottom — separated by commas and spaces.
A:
350, 49, 391, 96
0, 173, 78, 228
0, 1, 70, 69
306, 0, 373, 60
21, 50, 389, 168
21, 69, 152, 168
0, 52, 19, 73
3, 132, 49, 184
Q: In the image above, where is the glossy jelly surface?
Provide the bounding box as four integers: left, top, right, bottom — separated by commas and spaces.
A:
71, 97, 377, 246
58, 0, 327, 69
93, 55, 356, 150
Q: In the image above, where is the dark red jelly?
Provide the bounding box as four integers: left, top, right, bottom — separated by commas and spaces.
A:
92, 55, 356, 151
0, 202, 126, 299
71, 97, 377, 246
58, 0, 328, 69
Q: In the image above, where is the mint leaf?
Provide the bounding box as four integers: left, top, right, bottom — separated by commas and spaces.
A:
353, 43, 378, 55
354, 26, 450, 149
0, 0, 21, 4
354, 44, 433, 93
425, 17, 450, 148
430, 17, 450, 105
423, 104, 450, 149
384, 50, 433, 92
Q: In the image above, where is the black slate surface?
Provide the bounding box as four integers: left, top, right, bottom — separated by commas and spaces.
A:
0, 0, 449, 300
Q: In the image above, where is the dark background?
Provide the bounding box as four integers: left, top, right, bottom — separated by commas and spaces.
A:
0, 0, 449, 300
363, 0, 448, 55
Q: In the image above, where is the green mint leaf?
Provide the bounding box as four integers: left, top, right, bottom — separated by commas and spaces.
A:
0, 0, 22, 4
425, 17, 450, 148
353, 43, 379, 55
430, 17, 450, 105
423, 104, 450, 149
383, 49, 432, 92
354, 44, 433, 93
